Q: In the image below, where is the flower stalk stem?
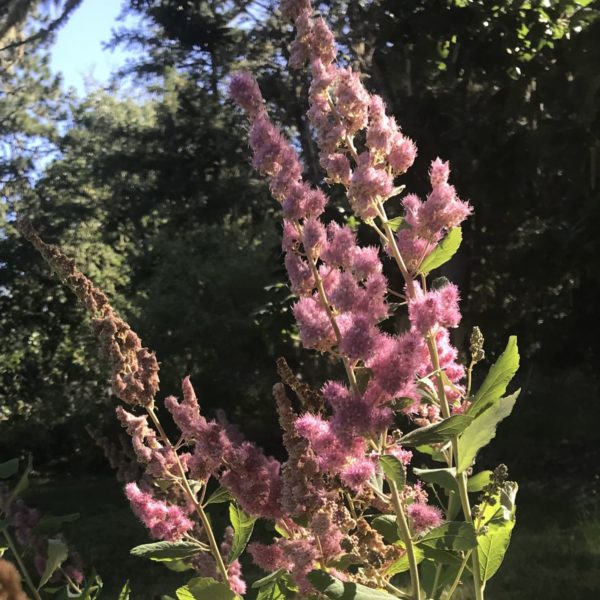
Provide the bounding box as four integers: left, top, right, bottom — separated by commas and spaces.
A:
377, 201, 484, 600
387, 478, 422, 600
2, 529, 42, 600
145, 408, 230, 586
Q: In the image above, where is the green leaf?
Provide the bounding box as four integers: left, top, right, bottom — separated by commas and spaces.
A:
467, 471, 493, 492
176, 577, 240, 600
307, 570, 398, 599
228, 503, 256, 564
371, 515, 400, 544
457, 390, 520, 472
8, 454, 32, 504
0, 547, 7, 557
469, 337, 519, 416
478, 518, 516, 581
118, 581, 131, 600
251, 569, 286, 589
379, 455, 406, 490
387, 216, 408, 232
38, 538, 68, 589
385, 547, 425, 576
256, 581, 286, 600
419, 545, 463, 566
419, 227, 462, 273
203, 487, 232, 507
399, 415, 472, 447
0, 458, 19, 479
413, 467, 458, 494
162, 559, 195, 572
34, 513, 80, 535
130, 541, 203, 562
419, 522, 477, 552
328, 554, 364, 570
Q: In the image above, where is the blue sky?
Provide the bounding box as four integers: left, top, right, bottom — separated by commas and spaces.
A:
50, 0, 135, 94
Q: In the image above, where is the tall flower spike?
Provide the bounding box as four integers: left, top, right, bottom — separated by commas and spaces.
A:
18, 218, 159, 406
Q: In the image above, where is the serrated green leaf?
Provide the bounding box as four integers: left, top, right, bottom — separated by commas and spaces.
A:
176, 577, 240, 600
419, 545, 463, 566
419, 522, 477, 552
413, 467, 458, 494
379, 455, 406, 490
469, 337, 519, 416
387, 216, 408, 232
163, 559, 195, 572
385, 547, 425, 576
256, 581, 286, 600
371, 515, 400, 544
307, 570, 398, 599
478, 518, 516, 581
118, 581, 131, 600
228, 503, 256, 564
419, 227, 462, 273
399, 415, 472, 447
203, 487, 232, 507
38, 538, 68, 589
0, 458, 19, 479
457, 391, 520, 472
328, 554, 364, 570
130, 541, 202, 561
34, 513, 80, 536
467, 471, 493, 492
8, 454, 32, 505
251, 569, 286, 589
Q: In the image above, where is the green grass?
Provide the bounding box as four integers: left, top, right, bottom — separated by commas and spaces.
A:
23, 475, 600, 599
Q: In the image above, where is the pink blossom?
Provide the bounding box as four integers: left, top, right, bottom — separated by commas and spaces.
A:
125, 483, 193, 541
280, 0, 311, 21
282, 219, 300, 252
329, 271, 362, 312
388, 135, 417, 173
321, 222, 357, 267
396, 228, 436, 273
335, 68, 370, 134
311, 18, 336, 65
221, 442, 283, 519
321, 153, 351, 185
429, 157, 450, 187
408, 283, 461, 335
285, 252, 315, 295
407, 503, 443, 535
229, 72, 265, 120
311, 59, 336, 93
387, 445, 413, 465
249, 542, 288, 572
339, 313, 379, 361
293, 295, 334, 349
163, 376, 202, 440
304, 187, 328, 217
419, 183, 472, 238
311, 509, 343, 559
349, 153, 394, 219
366, 331, 427, 396
302, 217, 326, 253
351, 246, 382, 279
340, 458, 376, 490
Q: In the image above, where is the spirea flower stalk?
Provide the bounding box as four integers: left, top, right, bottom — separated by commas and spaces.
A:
21, 1, 522, 598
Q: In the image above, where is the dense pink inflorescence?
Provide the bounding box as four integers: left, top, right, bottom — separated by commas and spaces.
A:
125, 482, 193, 541
226, 0, 478, 593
